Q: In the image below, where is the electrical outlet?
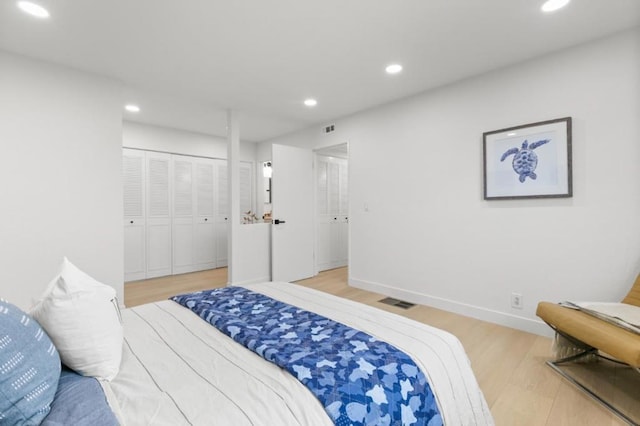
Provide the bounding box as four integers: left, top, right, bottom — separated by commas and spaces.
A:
511, 292, 523, 309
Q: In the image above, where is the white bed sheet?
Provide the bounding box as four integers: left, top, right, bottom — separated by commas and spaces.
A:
104, 282, 493, 425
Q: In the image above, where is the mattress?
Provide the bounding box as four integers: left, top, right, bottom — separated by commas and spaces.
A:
104, 282, 493, 425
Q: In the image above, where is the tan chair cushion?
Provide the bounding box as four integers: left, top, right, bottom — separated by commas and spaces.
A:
536, 301, 640, 367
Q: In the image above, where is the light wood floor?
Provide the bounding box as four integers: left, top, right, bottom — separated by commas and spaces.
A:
125, 267, 632, 426
124, 267, 228, 307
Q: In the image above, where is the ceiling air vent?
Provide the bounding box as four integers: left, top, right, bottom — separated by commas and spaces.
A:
324, 124, 335, 134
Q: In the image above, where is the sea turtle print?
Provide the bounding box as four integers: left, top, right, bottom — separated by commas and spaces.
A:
500, 139, 550, 182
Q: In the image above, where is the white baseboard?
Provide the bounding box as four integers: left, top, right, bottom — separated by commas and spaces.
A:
349, 277, 553, 337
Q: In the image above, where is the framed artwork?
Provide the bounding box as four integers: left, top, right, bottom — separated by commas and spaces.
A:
483, 117, 572, 200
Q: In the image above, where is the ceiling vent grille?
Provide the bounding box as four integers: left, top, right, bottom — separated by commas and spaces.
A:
324, 124, 335, 134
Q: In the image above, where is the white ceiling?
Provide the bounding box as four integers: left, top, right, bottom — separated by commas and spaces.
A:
1, 1, 639, 142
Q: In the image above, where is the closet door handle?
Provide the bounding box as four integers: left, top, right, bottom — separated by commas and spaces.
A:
274, 219, 286, 225
204, 218, 208, 221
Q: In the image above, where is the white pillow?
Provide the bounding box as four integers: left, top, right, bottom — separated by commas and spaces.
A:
30, 258, 123, 381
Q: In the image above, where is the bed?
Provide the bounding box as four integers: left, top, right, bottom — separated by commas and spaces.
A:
102, 281, 493, 426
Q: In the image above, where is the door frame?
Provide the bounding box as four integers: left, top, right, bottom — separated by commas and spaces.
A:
313, 142, 350, 276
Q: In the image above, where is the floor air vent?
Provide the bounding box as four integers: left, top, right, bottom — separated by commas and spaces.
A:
378, 297, 415, 310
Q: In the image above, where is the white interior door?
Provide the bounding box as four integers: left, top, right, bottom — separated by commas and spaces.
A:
271, 144, 314, 282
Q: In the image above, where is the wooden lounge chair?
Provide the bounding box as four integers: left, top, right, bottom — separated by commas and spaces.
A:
536, 274, 640, 424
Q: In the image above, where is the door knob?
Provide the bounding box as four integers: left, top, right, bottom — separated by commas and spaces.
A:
274, 219, 286, 225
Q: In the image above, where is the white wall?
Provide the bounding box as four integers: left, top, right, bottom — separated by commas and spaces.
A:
123, 121, 257, 161
264, 28, 640, 335
232, 222, 271, 285
257, 142, 272, 164
0, 51, 124, 309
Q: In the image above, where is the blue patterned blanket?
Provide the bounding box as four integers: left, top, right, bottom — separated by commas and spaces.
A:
172, 287, 441, 426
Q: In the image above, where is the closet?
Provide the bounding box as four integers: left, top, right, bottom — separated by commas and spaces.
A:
316, 154, 348, 271
123, 148, 253, 281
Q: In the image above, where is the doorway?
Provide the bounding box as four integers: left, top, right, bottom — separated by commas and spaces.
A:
314, 143, 349, 273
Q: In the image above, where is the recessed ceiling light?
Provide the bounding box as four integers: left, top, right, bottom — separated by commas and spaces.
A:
507, 132, 517, 136
124, 104, 140, 113
17, 1, 50, 18
385, 64, 403, 75
304, 98, 317, 107
541, 0, 570, 13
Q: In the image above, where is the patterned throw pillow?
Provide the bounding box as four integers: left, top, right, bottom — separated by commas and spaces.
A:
0, 299, 61, 425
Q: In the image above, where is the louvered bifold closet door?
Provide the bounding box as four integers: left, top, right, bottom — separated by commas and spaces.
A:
214, 159, 228, 267
328, 161, 342, 269
316, 157, 332, 271
315, 155, 349, 272
193, 158, 216, 271
123, 149, 146, 281
172, 156, 196, 274
337, 160, 349, 267
146, 152, 172, 278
